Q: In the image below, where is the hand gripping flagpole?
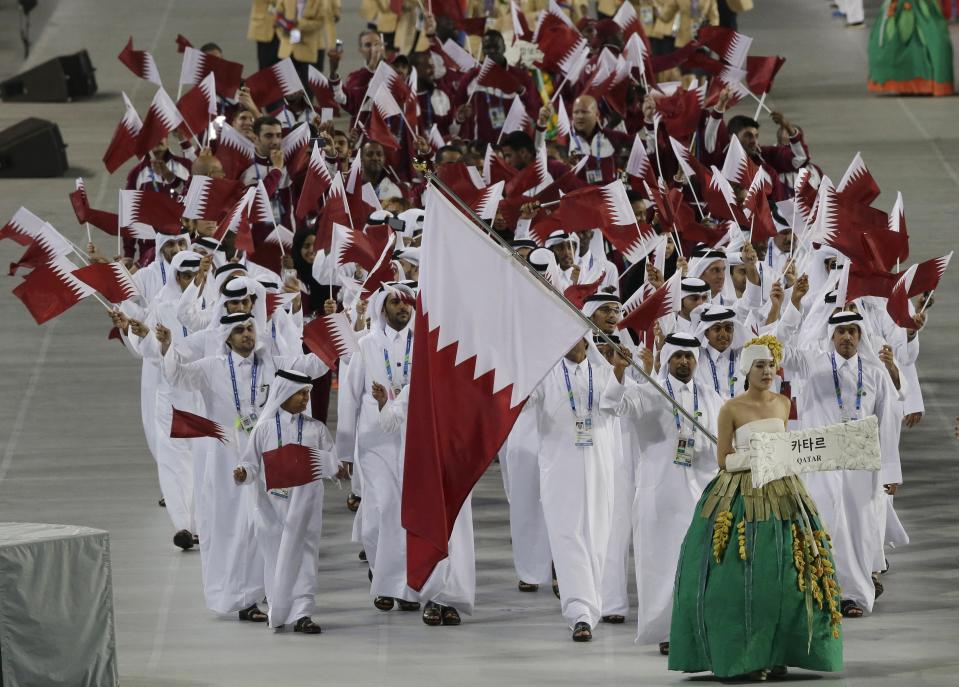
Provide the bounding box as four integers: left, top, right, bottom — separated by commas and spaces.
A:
425, 171, 718, 445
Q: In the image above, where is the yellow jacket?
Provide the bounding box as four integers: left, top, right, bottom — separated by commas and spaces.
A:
248, 0, 277, 43
276, 0, 342, 61
653, 0, 718, 47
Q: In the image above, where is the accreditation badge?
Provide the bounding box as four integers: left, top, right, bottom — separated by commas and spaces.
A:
585, 168, 604, 184
489, 103, 506, 129
574, 416, 594, 448
237, 412, 258, 434
674, 436, 696, 467
268, 488, 291, 500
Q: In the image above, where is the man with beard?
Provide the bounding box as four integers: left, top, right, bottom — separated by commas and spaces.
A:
620, 333, 723, 655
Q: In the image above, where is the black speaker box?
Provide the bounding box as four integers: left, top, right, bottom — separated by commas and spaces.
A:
0, 50, 97, 102
0, 118, 68, 178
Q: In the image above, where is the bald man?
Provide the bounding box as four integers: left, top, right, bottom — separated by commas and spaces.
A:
563, 95, 632, 185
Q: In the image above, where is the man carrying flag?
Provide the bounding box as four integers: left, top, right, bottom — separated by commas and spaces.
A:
400, 183, 631, 641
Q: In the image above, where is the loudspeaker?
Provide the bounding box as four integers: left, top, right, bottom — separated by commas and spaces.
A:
0, 118, 68, 178
0, 50, 97, 102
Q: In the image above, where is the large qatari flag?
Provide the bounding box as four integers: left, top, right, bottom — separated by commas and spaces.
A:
401, 185, 588, 589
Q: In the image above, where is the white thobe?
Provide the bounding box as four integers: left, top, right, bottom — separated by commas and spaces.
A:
694, 344, 744, 400
780, 348, 901, 613
622, 374, 722, 643
502, 404, 552, 585
130, 299, 202, 535
163, 345, 327, 614
378, 387, 476, 613
528, 357, 628, 628
336, 323, 420, 602
238, 411, 336, 628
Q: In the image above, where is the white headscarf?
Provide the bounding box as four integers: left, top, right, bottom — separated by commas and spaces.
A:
695, 305, 747, 351
368, 281, 416, 333
155, 229, 190, 264
659, 333, 701, 379
581, 293, 621, 318
156, 250, 202, 304
252, 368, 313, 433
217, 311, 267, 355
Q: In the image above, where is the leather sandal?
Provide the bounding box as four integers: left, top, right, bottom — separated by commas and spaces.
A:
346, 493, 361, 512
841, 599, 864, 618
601, 615, 625, 624
659, 642, 669, 656
872, 573, 884, 599
440, 605, 461, 626
518, 581, 539, 592
238, 604, 268, 622
293, 616, 321, 634
422, 601, 442, 626
397, 600, 421, 612
373, 596, 394, 611
571, 622, 592, 642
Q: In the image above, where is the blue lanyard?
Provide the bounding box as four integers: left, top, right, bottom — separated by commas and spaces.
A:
830, 353, 863, 414
274, 412, 304, 447
766, 239, 774, 267
383, 330, 413, 389
705, 348, 736, 397
561, 360, 593, 416
160, 260, 167, 285
665, 377, 698, 431
181, 325, 188, 338
227, 352, 259, 415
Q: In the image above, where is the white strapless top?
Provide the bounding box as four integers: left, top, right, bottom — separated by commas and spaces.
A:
734, 418, 787, 450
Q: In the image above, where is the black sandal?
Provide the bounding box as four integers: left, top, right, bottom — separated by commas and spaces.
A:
397, 600, 421, 612
293, 616, 321, 634
358, 549, 367, 562
518, 581, 539, 592
872, 573, 884, 599
572, 622, 592, 642
841, 599, 864, 618
238, 604, 268, 622
373, 596, 394, 611
440, 605, 461, 626
422, 601, 442, 626
551, 563, 560, 599
601, 614, 625, 624
659, 642, 669, 655
346, 493, 361, 512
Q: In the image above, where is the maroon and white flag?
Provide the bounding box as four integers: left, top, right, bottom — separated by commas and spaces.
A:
103, 93, 143, 173
836, 152, 881, 206
721, 133, 759, 188
534, 12, 587, 74
301, 312, 360, 369
281, 122, 311, 176
263, 444, 328, 490
12, 255, 95, 324
70, 180, 120, 236
214, 122, 257, 180
71, 262, 138, 304
618, 273, 682, 336
244, 58, 304, 107
886, 253, 952, 328
436, 163, 505, 222
118, 37, 162, 86
498, 96, 531, 140
475, 58, 523, 95
401, 185, 588, 589
1, 207, 46, 247
182, 175, 247, 221
176, 71, 216, 138
136, 88, 185, 156
441, 39, 479, 72
697, 26, 753, 68
625, 133, 656, 196
306, 65, 339, 109
119, 190, 184, 234
510, 0, 532, 41
170, 407, 228, 442
175, 34, 192, 53
214, 187, 256, 242
745, 55, 787, 96
295, 143, 334, 221
178, 46, 242, 98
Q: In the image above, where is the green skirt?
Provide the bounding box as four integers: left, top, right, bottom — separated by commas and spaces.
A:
668, 471, 844, 678
868, 0, 954, 96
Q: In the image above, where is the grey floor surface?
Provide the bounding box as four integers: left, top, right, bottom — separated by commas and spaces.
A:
1, 1, 958, 685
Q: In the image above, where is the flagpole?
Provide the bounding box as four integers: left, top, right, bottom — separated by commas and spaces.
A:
780, 194, 819, 282
425, 171, 718, 444
85, 222, 92, 245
